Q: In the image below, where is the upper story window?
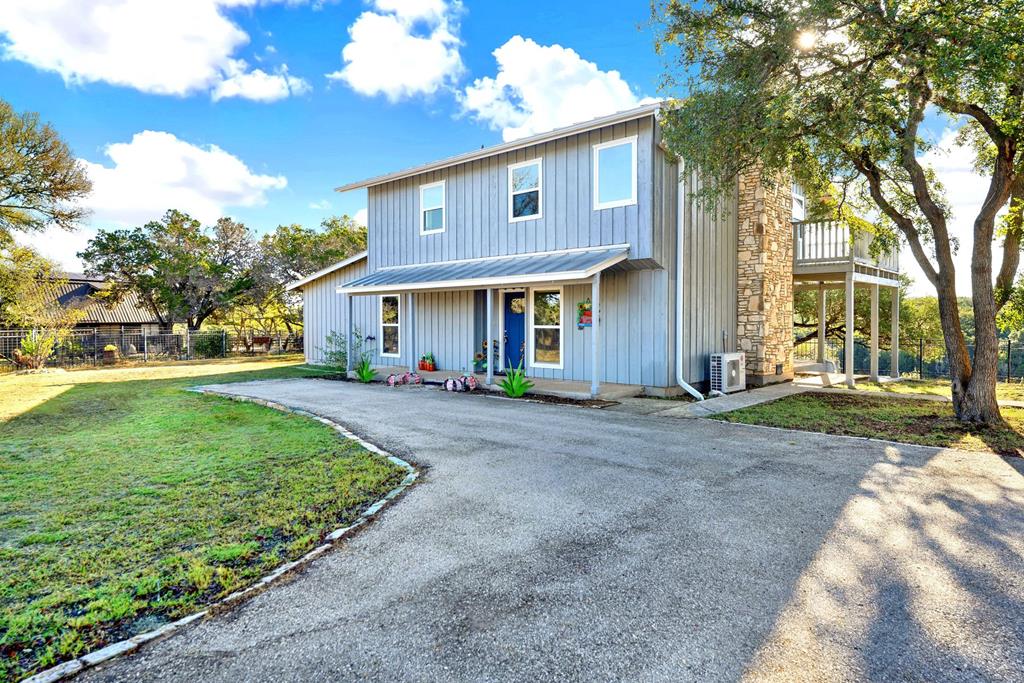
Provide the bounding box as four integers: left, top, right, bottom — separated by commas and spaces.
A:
420, 180, 445, 235
593, 136, 637, 210
508, 158, 542, 222
792, 182, 807, 221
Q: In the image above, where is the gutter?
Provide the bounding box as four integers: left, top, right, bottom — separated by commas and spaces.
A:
675, 162, 705, 402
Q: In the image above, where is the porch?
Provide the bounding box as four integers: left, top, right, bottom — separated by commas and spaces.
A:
370, 366, 644, 401
793, 219, 901, 388
338, 246, 632, 398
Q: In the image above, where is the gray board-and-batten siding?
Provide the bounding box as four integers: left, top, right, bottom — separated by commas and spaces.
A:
301, 113, 739, 387
366, 116, 662, 272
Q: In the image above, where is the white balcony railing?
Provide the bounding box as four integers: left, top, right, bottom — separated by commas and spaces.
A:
793, 220, 899, 274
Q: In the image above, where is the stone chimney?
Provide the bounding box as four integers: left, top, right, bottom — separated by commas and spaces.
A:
736, 168, 794, 386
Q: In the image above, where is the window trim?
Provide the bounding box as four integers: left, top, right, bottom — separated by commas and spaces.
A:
507, 158, 543, 223
419, 180, 446, 235
379, 294, 401, 358
592, 136, 638, 210
527, 286, 564, 370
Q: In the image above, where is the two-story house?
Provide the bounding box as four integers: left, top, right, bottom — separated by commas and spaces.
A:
290, 103, 901, 397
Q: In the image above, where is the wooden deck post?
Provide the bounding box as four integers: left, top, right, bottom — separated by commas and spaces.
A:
891, 285, 900, 378
870, 283, 880, 381
485, 288, 494, 386
817, 283, 826, 364
590, 272, 601, 398
845, 271, 855, 388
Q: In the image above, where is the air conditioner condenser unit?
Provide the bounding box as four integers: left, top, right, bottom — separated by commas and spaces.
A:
710, 352, 746, 394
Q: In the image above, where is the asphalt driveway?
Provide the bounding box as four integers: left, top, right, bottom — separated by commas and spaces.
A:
80, 379, 1024, 682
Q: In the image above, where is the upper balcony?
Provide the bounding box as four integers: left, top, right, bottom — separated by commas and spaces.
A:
793, 219, 899, 285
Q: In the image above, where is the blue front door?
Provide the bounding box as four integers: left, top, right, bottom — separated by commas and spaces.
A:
503, 292, 526, 371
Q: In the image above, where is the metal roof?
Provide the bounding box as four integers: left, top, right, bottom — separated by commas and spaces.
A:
335, 103, 662, 193
338, 245, 630, 295
55, 278, 163, 325
285, 251, 368, 291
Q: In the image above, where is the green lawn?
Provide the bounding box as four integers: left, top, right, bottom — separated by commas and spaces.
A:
0, 358, 405, 681
716, 391, 1024, 456
832, 378, 1024, 403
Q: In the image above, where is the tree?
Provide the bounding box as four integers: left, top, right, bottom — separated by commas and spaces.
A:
260, 215, 367, 283
655, 1, 1024, 423
79, 210, 260, 330
0, 241, 85, 368
217, 215, 367, 340
0, 98, 91, 241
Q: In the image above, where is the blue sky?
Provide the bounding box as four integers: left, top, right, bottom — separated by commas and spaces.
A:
0, 0, 987, 296
2, 0, 666, 271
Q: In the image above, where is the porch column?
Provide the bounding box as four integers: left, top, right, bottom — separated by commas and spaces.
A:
870, 283, 880, 381
408, 292, 415, 372
590, 272, 601, 398
485, 288, 494, 386
891, 285, 900, 378
346, 294, 353, 374
816, 283, 826, 364
845, 271, 855, 388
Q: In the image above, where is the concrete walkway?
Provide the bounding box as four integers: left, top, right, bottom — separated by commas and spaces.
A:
77, 379, 1024, 683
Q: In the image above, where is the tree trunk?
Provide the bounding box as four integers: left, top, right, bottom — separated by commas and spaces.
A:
933, 273, 977, 420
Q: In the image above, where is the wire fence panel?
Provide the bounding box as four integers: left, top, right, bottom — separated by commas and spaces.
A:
794, 337, 1024, 382
0, 329, 303, 374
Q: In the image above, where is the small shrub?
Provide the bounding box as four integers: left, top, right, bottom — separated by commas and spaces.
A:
498, 361, 534, 398
319, 326, 367, 370
355, 356, 377, 383
17, 331, 58, 369
193, 332, 225, 359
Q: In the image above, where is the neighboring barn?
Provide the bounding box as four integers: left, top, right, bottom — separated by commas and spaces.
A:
53, 273, 164, 334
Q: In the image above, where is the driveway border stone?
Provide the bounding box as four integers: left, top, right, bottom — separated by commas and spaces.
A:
22, 387, 419, 683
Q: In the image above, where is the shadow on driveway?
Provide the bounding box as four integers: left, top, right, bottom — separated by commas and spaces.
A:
80, 379, 1024, 683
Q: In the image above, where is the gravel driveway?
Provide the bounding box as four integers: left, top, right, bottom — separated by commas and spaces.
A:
79, 379, 1024, 682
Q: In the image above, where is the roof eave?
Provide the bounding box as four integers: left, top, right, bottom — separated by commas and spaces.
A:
335, 248, 628, 296
285, 251, 369, 291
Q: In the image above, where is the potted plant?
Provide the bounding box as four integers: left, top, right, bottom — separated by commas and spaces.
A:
419, 352, 436, 372
102, 344, 118, 364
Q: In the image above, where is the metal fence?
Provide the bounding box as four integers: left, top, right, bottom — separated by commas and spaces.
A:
0, 329, 303, 373
795, 337, 1024, 382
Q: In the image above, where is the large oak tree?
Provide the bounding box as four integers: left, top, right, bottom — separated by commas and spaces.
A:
80, 210, 260, 330
655, 0, 1024, 423
0, 98, 91, 242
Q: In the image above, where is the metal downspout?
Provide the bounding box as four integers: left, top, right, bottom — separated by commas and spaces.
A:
676, 162, 705, 401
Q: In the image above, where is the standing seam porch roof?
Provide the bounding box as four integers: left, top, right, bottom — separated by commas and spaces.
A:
337, 246, 630, 295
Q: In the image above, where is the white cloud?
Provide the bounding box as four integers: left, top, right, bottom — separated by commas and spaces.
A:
353, 208, 368, 226
81, 130, 287, 226
326, 0, 463, 102
18, 226, 96, 273
212, 61, 310, 102
0, 0, 310, 101
460, 36, 658, 142
309, 199, 332, 210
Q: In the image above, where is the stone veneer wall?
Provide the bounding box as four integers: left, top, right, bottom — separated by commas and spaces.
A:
736, 169, 794, 385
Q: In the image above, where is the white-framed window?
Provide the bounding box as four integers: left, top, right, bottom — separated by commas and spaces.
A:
379, 295, 401, 358
792, 182, 807, 221
593, 136, 638, 210
419, 180, 445, 235
508, 158, 542, 222
528, 287, 562, 369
